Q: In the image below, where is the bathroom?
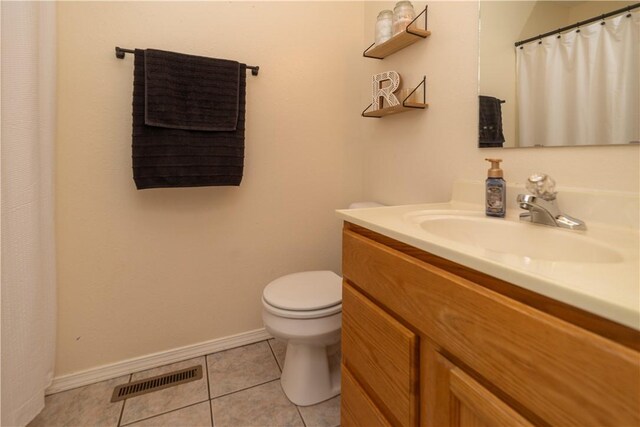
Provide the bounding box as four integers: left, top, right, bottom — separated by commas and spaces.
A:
1, 1, 638, 426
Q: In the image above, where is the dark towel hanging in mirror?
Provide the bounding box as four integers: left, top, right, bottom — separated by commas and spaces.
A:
478, 95, 505, 148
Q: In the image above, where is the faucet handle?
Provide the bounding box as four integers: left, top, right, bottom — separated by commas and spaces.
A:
526, 173, 557, 201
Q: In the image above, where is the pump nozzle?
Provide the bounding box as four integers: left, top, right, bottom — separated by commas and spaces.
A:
485, 158, 503, 178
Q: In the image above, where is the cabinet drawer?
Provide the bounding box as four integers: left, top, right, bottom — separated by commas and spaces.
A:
341, 365, 391, 427
342, 283, 418, 427
343, 227, 640, 427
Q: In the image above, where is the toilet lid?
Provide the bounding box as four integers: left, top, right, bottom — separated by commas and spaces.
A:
263, 271, 342, 311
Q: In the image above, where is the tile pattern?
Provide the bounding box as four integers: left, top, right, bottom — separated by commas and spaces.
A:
126, 402, 211, 427
298, 395, 341, 427
28, 375, 129, 427
29, 339, 340, 427
121, 357, 209, 425
211, 380, 304, 427
207, 341, 280, 398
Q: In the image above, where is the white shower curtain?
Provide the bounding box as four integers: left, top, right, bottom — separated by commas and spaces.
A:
1, 2, 57, 426
517, 10, 640, 147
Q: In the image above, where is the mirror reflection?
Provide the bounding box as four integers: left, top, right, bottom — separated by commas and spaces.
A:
479, 1, 639, 148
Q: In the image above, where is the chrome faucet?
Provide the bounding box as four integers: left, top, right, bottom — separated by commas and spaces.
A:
517, 174, 586, 231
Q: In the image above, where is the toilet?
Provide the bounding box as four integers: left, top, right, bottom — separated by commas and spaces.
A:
262, 202, 383, 406
262, 270, 342, 406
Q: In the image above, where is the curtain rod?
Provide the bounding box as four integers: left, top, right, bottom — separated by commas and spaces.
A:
514, 3, 640, 47
115, 47, 259, 76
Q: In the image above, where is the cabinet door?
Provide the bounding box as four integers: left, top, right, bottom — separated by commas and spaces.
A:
341, 365, 391, 427
342, 283, 419, 426
424, 342, 533, 427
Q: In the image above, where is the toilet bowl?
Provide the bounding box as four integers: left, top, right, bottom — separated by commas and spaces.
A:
262, 270, 342, 406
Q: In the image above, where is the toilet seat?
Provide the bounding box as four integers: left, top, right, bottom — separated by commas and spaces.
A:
262, 270, 342, 319
263, 271, 342, 311
262, 297, 342, 319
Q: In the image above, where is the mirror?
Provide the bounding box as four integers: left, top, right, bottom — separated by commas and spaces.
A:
479, 1, 639, 148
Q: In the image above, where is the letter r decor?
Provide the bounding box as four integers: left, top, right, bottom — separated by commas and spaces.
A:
372, 71, 401, 111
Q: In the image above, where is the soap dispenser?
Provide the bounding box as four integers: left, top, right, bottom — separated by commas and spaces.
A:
485, 158, 506, 217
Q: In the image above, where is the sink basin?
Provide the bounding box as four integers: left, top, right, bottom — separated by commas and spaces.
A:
405, 211, 623, 263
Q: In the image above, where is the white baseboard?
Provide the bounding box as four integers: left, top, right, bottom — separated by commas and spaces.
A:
46, 328, 272, 395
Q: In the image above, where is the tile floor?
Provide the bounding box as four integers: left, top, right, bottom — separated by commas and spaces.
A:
29, 339, 340, 427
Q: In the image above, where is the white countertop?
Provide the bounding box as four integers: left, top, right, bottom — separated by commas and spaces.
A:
336, 182, 640, 330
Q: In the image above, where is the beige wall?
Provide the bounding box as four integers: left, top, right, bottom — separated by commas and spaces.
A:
567, 1, 636, 23
56, 0, 639, 377
55, 1, 364, 376
518, 1, 568, 40
362, 1, 639, 206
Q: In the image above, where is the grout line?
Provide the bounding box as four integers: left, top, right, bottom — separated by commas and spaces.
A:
204, 339, 271, 359
266, 339, 283, 373
119, 399, 210, 427
210, 378, 280, 401
116, 374, 132, 427
204, 354, 215, 427
304, 394, 341, 407
296, 405, 308, 427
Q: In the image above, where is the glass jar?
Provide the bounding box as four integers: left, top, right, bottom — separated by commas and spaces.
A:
375, 10, 394, 45
392, 1, 416, 35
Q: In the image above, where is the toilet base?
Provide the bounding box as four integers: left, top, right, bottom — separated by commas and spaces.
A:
280, 342, 341, 406
262, 305, 342, 407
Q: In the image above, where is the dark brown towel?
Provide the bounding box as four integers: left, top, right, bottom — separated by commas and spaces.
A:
132, 49, 246, 189
144, 49, 240, 131
479, 95, 505, 148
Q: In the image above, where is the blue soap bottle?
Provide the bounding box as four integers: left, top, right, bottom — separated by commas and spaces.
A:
485, 158, 506, 217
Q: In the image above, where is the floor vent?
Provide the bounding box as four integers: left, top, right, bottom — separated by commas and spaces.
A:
111, 365, 203, 402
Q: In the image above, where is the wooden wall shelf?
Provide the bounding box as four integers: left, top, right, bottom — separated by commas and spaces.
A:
363, 5, 430, 59
363, 76, 427, 118
363, 102, 428, 118
363, 28, 431, 60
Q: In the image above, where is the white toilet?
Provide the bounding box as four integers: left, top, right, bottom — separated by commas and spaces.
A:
261, 202, 383, 406
262, 270, 342, 406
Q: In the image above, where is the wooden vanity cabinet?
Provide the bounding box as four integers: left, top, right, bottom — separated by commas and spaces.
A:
340, 222, 640, 427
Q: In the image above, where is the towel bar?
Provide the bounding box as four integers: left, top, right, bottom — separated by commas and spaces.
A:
115, 46, 259, 76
